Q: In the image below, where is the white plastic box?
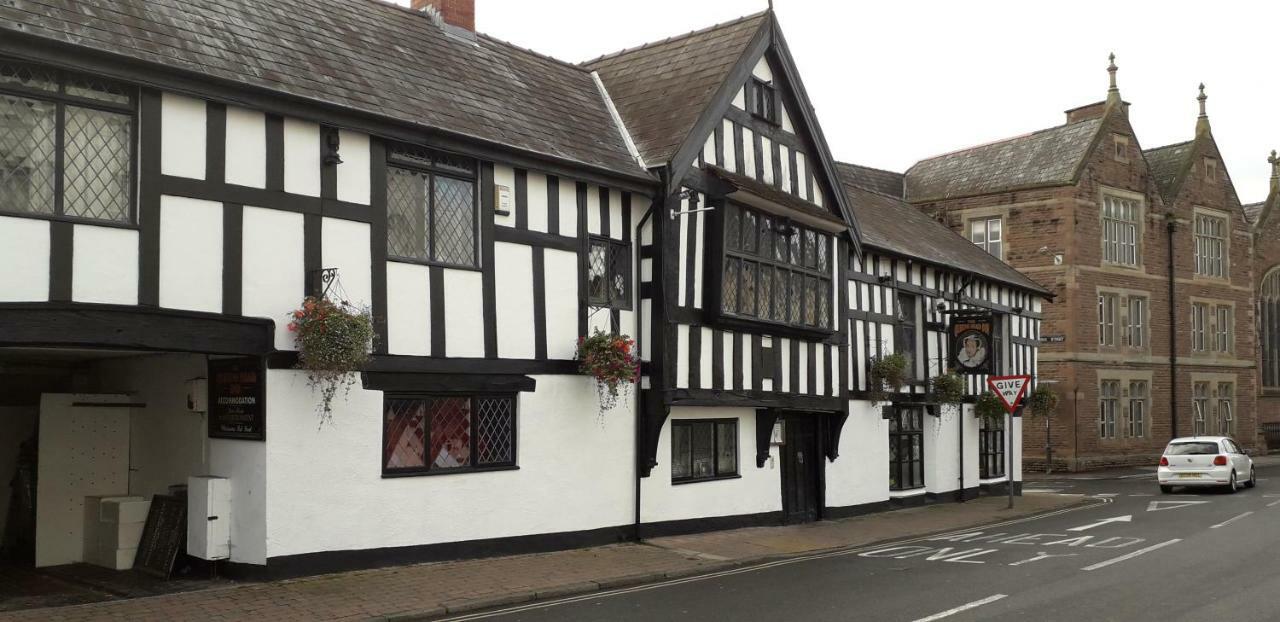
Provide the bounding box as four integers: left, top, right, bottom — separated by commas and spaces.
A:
187, 476, 231, 560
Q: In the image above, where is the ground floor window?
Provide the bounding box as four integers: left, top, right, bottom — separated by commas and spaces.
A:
671, 419, 738, 482
1216, 382, 1234, 435
979, 416, 1005, 479
889, 408, 924, 491
1099, 380, 1119, 439
1192, 382, 1209, 436
382, 395, 516, 475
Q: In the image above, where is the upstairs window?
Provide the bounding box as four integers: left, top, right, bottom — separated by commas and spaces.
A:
1193, 211, 1227, 278
970, 217, 1003, 260
1204, 157, 1218, 182
720, 203, 832, 331
1101, 195, 1140, 266
0, 59, 135, 223
587, 236, 631, 309
1215, 305, 1233, 353
749, 78, 778, 125
1263, 269, 1280, 389
386, 145, 478, 268
1112, 134, 1129, 163
896, 292, 917, 380
1191, 302, 1209, 352
1125, 296, 1146, 348
1098, 293, 1118, 347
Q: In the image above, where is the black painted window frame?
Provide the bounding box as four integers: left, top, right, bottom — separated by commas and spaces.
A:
748, 77, 779, 126
0, 57, 138, 227
717, 202, 834, 332
896, 291, 918, 380
381, 393, 517, 478
889, 407, 925, 491
586, 234, 632, 310
671, 418, 739, 484
385, 144, 481, 270
979, 416, 1005, 479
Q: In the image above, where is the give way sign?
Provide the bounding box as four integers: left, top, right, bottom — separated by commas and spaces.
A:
986, 375, 1031, 415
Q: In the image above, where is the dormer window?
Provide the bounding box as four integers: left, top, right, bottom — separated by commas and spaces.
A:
749, 78, 778, 125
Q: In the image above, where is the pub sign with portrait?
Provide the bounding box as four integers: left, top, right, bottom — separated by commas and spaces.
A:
949, 313, 993, 375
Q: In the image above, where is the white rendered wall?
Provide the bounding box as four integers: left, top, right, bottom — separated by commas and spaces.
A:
335, 130, 370, 205
543, 249, 579, 359
158, 195, 222, 313
924, 410, 958, 496
641, 407, 780, 524
263, 372, 633, 558
160, 92, 205, 179
208, 436, 267, 565
321, 218, 372, 309
557, 178, 577, 236
72, 225, 138, 305
443, 269, 484, 357
495, 242, 535, 359
241, 207, 304, 350
0, 216, 49, 301
283, 118, 320, 197
385, 262, 430, 356
526, 172, 548, 233
225, 106, 266, 188
826, 401, 890, 508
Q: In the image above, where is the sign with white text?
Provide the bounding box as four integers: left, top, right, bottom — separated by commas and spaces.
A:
987, 375, 1031, 415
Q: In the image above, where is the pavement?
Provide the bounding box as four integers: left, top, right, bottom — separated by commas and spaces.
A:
469, 463, 1280, 622
0, 493, 1085, 621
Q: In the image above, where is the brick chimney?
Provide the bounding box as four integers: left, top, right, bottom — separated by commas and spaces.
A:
411, 0, 474, 31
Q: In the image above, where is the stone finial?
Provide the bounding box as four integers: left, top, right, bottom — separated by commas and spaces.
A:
1107, 53, 1118, 91
1270, 150, 1279, 180
1197, 83, 1208, 118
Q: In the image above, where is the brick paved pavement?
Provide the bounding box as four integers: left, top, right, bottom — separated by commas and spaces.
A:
0, 493, 1088, 621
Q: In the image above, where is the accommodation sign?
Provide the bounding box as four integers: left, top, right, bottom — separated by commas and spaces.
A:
208, 357, 265, 440
949, 313, 993, 375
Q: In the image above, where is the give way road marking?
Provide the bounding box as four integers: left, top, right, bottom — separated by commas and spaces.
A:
1067, 515, 1132, 532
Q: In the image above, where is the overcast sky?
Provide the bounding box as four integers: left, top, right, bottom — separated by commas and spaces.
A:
419, 0, 1280, 203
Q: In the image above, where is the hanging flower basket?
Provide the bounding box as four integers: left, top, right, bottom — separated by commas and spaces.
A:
930, 372, 965, 405
289, 295, 375, 426
867, 352, 909, 403
1026, 384, 1059, 418
576, 329, 639, 415
973, 390, 1006, 423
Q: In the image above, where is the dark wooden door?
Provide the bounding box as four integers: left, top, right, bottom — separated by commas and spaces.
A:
781, 415, 820, 524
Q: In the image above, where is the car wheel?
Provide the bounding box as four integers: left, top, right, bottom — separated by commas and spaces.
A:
1246, 468, 1257, 489
1160, 485, 1173, 494
1227, 471, 1238, 493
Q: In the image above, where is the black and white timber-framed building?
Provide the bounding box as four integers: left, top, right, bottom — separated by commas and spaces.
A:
0, 0, 1049, 578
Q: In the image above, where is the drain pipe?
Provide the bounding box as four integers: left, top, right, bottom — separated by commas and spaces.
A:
631, 171, 663, 541
1167, 217, 1178, 439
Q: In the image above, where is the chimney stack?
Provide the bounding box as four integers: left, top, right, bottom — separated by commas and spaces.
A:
411, 0, 474, 32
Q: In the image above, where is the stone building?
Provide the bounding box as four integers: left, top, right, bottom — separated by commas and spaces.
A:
1251, 155, 1280, 449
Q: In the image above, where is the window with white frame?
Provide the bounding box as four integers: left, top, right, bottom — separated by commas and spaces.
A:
1192, 382, 1209, 435
1125, 296, 1146, 348
1101, 195, 1140, 266
1191, 303, 1209, 352
1216, 382, 1234, 435
970, 217, 1003, 260
1215, 305, 1232, 354
1099, 380, 1119, 439
1098, 293, 1118, 347
1128, 380, 1147, 438
1194, 212, 1227, 278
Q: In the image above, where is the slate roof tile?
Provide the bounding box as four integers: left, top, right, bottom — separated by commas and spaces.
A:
904, 118, 1103, 202
585, 12, 767, 167
0, 0, 646, 178
837, 162, 1048, 295
837, 163, 904, 198
1143, 140, 1194, 204
1244, 201, 1266, 225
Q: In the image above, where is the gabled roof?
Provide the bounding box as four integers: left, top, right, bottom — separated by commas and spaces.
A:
838, 163, 905, 198
0, 0, 646, 179
584, 12, 768, 168
905, 118, 1104, 202
1143, 140, 1195, 204
1244, 201, 1266, 225
836, 162, 1049, 296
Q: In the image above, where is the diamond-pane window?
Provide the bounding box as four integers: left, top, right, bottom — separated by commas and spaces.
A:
588, 236, 631, 309
386, 147, 478, 268
0, 60, 134, 222
383, 395, 517, 475
718, 203, 832, 331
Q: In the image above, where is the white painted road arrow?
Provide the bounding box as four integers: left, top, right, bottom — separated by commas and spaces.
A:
1067, 515, 1133, 532
1147, 500, 1209, 512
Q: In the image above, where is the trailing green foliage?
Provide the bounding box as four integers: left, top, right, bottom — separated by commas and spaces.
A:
868, 352, 909, 402
930, 372, 965, 405
1026, 383, 1060, 418
974, 390, 1006, 422
289, 296, 375, 426
576, 329, 639, 415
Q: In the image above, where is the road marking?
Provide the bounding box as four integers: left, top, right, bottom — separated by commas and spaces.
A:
912, 594, 1008, 622
1094, 493, 1119, 497
1023, 488, 1062, 493
1267, 499, 1280, 508
1129, 493, 1153, 497
1081, 539, 1181, 571
1067, 515, 1132, 532
1210, 511, 1254, 529
1118, 473, 1153, 479
1008, 552, 1077, 566
1147, 500, 1209, 512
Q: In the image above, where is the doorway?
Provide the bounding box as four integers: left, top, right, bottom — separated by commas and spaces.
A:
780, 414, 820, 524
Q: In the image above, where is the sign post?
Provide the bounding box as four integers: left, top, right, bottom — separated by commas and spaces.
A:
986, 375, 1031, 509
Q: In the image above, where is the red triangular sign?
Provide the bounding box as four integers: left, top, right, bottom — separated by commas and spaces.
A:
987, 375, 1031, 414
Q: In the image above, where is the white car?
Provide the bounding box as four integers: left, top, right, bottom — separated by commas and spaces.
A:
1158, 436, 1255, 493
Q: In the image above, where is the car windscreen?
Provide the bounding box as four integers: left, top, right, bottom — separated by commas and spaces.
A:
1165, 442, 1219, 456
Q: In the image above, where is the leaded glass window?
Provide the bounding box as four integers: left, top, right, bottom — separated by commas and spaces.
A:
382, 395, 516, 475
979, 416, 1005, 479
0, 58, 133, 222
719, 203, 833, 331
1263, 269, 1280, 389
386, 145, 478, 267
671, 419, 738, 483
588, 236, 631, 309
889, 408, 924, 491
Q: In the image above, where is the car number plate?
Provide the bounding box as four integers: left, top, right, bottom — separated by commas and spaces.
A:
1177, 473, 1200, 479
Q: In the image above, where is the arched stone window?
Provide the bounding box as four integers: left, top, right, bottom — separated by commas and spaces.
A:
1263, 268, 1280, 388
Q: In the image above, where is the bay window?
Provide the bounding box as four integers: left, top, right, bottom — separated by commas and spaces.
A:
719, 203, 832, 331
